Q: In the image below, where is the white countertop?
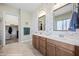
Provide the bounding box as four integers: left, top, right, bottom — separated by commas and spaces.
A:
33, 33, 79, 46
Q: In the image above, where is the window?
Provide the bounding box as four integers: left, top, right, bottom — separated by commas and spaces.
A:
53, 3, 73, 31
53, 11, 72, 31
57, 20, 63, 30
57, 19, 71, 30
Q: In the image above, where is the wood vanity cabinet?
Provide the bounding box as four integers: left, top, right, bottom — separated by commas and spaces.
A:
47, 42, 55, 56
55, 46, 74, 56
32, 35, 79, 56
32, 35, 36, 48
32, 35, 47, 55
75, 46, 79, 56
47, 39, 75, 56
36, 37, 40, 50
32, 35, 40, 50
55, 42, 75, 56
39, 36, 47, 56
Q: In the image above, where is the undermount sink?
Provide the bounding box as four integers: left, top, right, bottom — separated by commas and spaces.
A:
58, 34, 64, 38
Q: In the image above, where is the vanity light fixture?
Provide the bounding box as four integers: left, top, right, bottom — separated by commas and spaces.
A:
25, 22, 29, 25
38, 10, 46, 17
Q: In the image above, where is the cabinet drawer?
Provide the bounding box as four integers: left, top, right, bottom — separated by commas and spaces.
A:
56, 47, 74, 56
47, 39, 75, 51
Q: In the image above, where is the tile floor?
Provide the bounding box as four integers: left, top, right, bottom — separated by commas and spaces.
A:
0, 41, 42, 56
6, 38, 18, 44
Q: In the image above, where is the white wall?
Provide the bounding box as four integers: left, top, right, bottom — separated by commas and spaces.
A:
5, 14, 18, 26
20, 10, 32, 42
0, 4, 19, 16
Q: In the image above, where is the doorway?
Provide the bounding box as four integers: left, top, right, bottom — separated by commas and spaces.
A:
5, 14, 19, 44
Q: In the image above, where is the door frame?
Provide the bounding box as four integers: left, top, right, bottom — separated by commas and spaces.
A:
3, 12, 21, 46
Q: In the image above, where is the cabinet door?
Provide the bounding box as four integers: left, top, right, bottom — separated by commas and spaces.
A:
56, 47, 74, 56
32, 35, 36, 48
36, 36, 40, 50
75, 46, 79, 56
40, 47, 46, 56
32, 35, 39, 49
47, 42, 55, 56
39, 37, 46, 48
39, 37, 47, 55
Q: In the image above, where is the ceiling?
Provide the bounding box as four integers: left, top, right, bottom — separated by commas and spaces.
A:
6, 3, 41, 12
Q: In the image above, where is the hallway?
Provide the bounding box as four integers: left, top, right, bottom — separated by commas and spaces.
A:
0, 41, 42, 56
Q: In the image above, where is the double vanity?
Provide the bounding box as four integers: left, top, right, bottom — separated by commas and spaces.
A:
32, 3, 79, 56
32, 33, 79, 56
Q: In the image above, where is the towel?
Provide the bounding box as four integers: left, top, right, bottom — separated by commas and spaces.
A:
69, 12, 78, 31
8, 27, 12, 34
77, 4, 79, 28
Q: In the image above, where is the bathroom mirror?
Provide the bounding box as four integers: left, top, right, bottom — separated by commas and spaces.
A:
38, 15, 45, 31
53, 3, 73, 31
